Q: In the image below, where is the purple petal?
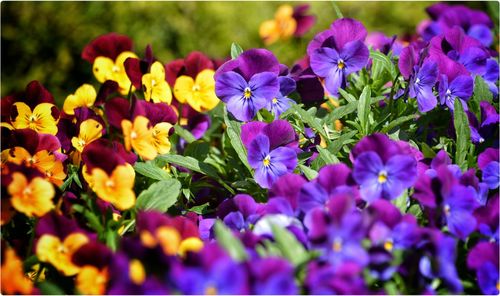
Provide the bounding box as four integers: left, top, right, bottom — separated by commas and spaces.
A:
483, 161, 500, 189
226, 95, 259, 122
247, 134, 270, 168
233, 194, 258, 218
384, 155, 417, 199
351, 133, 402, 164
241, 121, 266, 150
237, 49, 281, 81
449, 75, 474, 101
254, 161, 288, 189
298, 182, 329, 213
317, 163, 353, 194
248, 72, 280, 105
294, 14, 316, 37
353, 152, 384, 201
447, 210, 477, 239
310, 47, 340, 78
269, 173, 307, 211
269, 146, 297, 171
398, 46, 419, 80
324, 68, 344, 97
459, 47, 489, 75
478, 148, 499, 170
278, 76, 296, 96
262, 119, 296, 150
468, 24, 493, 47
307, 30, 335, 56
416, 86, 437, 113
330, 18, 367, 51
104, 97, 131, 130
467, 241, 499, 270
188, 114, 210, 140
340, 40, 369, 74
215, 71, 247, 103
480, 101, 499, 128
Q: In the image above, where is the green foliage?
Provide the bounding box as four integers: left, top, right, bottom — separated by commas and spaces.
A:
136, 179, 181, 212
134, 161, 171, 181
214, 220, 248, 261
453, 99, 471, 171
230, 42, 244, 59
271, 224, 309, 267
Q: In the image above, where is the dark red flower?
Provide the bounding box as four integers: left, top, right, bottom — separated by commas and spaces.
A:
81, 33, 133, 63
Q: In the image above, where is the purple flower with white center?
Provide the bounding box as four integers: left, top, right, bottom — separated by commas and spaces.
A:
408, 61, 439, 113
266, 76, 296, 119
478, 148, 500, 190
216, 194, 261, 232
442, 184, 480, 239
467, 101, 499, 144
215, 49, 280, 121
248, 134, 297, 189
474, 195, 499, 242
483, 58, 499, 97
467, 242, 500, 295
353, 151, 417, 202
438, 74, 473, 111
308, 18, 369, 96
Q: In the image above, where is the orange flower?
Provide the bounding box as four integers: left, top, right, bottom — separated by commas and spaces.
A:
122, 116, 157, 160
7, 172, 55, 217
259, 5, 297, 45
90, 164, 136, 210
1, 247, 34, 294
140, 226, 203, 257
36, 233, 89, 276
76, 266, 108, 295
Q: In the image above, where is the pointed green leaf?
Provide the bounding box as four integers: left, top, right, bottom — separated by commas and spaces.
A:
230, 42, 244, 59
453, 99, 471, 171
271, 224, 309, 266
134, 161, 170, 181
136, 179, 181, 212
214, 220, 248, 261
223, 108, 252, 173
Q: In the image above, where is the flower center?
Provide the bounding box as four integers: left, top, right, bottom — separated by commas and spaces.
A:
192, 85, 200, 92
78, 138, 86, 147
384, 239, 394, 251
337, 59, 345, 70
112, 65, 120, 73
151, 79, 156, 87
243, 87, 252, 99
272, 98, 278, 104
262, 155, 271, 167
378, 170, 388, 184
105, 180, 115, 188
29, 115, 37, 122
130, 131, 138, 140
415, 78, 420, 85
22, 187, 32, 196
332, 237, 342, 252
57, 245, 68, 254
443, 204, 451, 216
205, 286, 217, 295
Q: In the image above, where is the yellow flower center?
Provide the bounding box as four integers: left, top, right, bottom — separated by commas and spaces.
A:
130, 131, 138, 140
192, 84, 200, 92
22, 187, 32, 196
105, 180, 115, 188
205, 286, 217, 295
29, 115, 37, 122
151, 79, 157, 87
46, 171, 53, 178
244, 87, 252, 99
112, 65, 120, 73
332, 238, 342, 252
77, 138, 86, 148
57, 245, 68, 254
378, 170, 388, 184
384, 239, 394, 251
337, 59, 345, 70
272, 98, 278, 104
262, 155, 271, 167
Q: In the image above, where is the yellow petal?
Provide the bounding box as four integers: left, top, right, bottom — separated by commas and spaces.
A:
36, 235, 61, 266
275, 4, 294, 20
28, 103, 58, 135
121, 119, 133, 151
128, 116, 157, 160
91, 165, 135, 210
76, 266, 108, 295
192, 69, 219, 112
259, 20, 280, 45
178, 237, 204, 257
93, 57, 115, 83
143, 62, 172, 104
63, 84, 97, 115
11, 102, 32, 130
173, 75, 194, 104
8, 173, 55, 217
72, 119, 103, 152
150, 61, 166, 78
152, 122, 172, 155
1, 248, 34, 294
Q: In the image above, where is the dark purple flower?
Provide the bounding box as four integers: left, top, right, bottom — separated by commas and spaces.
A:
292, 4, 316, 37
366, 32, 403, 56
268, 173, 307, 212
289, 61, 325, 105
474, 194, 499, 242
467, 241, 499, 294
217, 194, 261, 232
353, 151, 417, 202
248, 134, 297, 189
248, 257, 298, 294
478, 148, 500, 190
305, 261, 367, 294
467, 101, 499, 144
308, 18, 369, 96
266, 76, 296, 119
483, 58, 499, 97
438, 74, 473, 111
408, 61, 439, 113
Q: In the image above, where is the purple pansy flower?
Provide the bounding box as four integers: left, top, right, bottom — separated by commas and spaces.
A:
467, 241, 500, 295
467, 101, 499, 144
438, 74, 473, 111
308, 18, 369, 96
483, 58, 499, 97
248, 257, 298, 294
478, 148, 500, 190
215, 49, 280, 121
474, 194, 499, 242
408, 61, 439, 113
217, 194, 261, 232
266, 76, 296, 119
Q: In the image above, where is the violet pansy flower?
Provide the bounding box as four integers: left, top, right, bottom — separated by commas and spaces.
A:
438, 74, 473, 111
308, 18, 369, 96
215, 49, 280, 122
408, 61, 439, 113
266, 76, 296, 119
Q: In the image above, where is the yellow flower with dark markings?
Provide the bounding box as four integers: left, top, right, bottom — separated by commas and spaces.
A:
93, 51, 138, 95
71, 119, 103, 153
152, 122, 173, 155
174, 69, 219, 112
12, 102, 58, 135
76, 266, 108, 295
63, 84, 97, 115
142, 61, 173, 104
7, 172, 55, 217
140, 226, 204, 257
1, 247, 34, 295
122, 116, 157, 160
259, 5, 297, 45
36, 233, 89, 276
91, 164, 136, 210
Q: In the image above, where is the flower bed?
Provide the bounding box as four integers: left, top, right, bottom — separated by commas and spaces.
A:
1, 2, 499, 295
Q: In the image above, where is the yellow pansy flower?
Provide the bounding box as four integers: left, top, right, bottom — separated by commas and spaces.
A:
1, 248, 34, 295
7, 172, 55, 217
71, 119, 104, 153
174, 69, 219, 112
140, 226, 204, 257
152, 122, 173, 155
259, 5, 297, 45
93, 51, 138, 95
12, 102, 58, 135
63, 84, 97, 115
76, 266, 108, 295
142, 61, 173, 104
91, 164, 136, 210
121, 116, 157, 160
36, 233, 89, 276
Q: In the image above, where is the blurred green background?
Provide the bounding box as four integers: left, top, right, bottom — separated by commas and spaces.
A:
1, 1, 495, 105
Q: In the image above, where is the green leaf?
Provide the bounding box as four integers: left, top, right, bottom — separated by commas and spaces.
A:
328, 130, 357, 155
470, 76, 493, 118
188, 202, 211, 214
317, 145, 339, 164
38, 281, 65, 295
291, 104, 328, 140
174, 125, 196, 144
214, 220, 248, 261
357, 86, 371, 135
134, 162, 170, 181
158, 154, 219, 179
453, 99, 471, 171
230, 42, 244, 59
369, 50, 398, 80
105, 230, 118, 251
271, 224, 309, 266
327, 101, 358, 123
223, 108, 252, 173
298, 164, 318, 180
392, 190, 408, 213
331, 1, 343, 18
136, 179, 181, 212
381, 114, 418, 133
